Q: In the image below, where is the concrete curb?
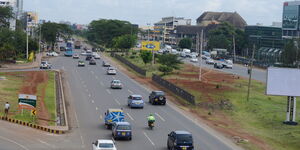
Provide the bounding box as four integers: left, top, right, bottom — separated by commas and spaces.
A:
0, 116, 66, 134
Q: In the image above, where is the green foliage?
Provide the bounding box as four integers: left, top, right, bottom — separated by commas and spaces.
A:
282, 40, 298, 66
0, 6, 13, 28
140, 51, 152, 64
157, 54, 182, 70
0, 43, 15, 60
113, 34, 137, 53
178, 38, 192, 49
158, 65, 173, 75
86, 19, 138, 48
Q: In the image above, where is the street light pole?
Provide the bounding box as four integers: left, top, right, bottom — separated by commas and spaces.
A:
26, 27, 29, 60
247, 44, 256, 101
39, 24, 41, 54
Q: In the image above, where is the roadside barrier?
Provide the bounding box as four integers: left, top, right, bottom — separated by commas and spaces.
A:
0, 116, 66, 134
152, 74, 196, 105
111, 53, 147, 76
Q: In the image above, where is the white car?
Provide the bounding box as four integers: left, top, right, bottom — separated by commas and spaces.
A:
94, 53, 101, 59
190, 58, 198, 62
205, 59, 214, 65
222, 62, 233, 69
46, 51, 58, 57
40, 61, 52, 69
107, 67, 117, 75
92, 139, 117, 150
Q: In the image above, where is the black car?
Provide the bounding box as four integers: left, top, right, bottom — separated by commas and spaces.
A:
149, 91, 166, 105
167, 131, 194, 150
89, 59, 96, 65
102, 61, 111, 67
86, 56, 92, 61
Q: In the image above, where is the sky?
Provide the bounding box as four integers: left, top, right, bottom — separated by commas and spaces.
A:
24, 0, 287, 26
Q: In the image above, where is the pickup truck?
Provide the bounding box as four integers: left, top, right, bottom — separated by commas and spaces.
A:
104, 109, 125, 129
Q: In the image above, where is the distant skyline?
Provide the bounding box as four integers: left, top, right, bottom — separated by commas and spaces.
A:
24, 0, 287, 26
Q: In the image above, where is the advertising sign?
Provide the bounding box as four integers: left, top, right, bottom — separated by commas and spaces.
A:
18, 94, 37, 110
266, 68, 300, 96
141, 41, 160, 51
282, 5, 299, 29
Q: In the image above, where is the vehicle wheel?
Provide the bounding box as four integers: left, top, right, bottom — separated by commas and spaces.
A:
113, 136, 117, 140
167, 143, 170, 150
128, 137, 132, 140
163, 102, 166, 105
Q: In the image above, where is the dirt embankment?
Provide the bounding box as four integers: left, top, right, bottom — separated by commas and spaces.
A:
19, 71, 50, 126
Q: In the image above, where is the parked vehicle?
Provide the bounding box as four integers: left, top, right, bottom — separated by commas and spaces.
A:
40, 61, 52, 69
205, 59, 214, 65
149, 91, 166, 105
214, 62, 224, 69
104, 109, 125, 129
111, 80, 122, 89
180, 52, 186, 57
112, 122, 132, 140
92, 139, 117, 150
127, 95, 144, 108
46, 51, 58, 57
78, 60, 85, 67
74, 41, 81, 49
167, 131, 194, 150
107, 67, 117, 75
190, 58, 198, 63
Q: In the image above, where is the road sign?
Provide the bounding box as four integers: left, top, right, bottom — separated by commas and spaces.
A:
141, 41, 160, 51
18, 94, 37, 110
31, 109, 36, 116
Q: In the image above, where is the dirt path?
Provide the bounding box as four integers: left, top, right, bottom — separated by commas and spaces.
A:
19, 71, 50, 126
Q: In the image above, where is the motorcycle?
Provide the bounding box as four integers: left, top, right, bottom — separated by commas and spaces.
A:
148, 121, 155, 130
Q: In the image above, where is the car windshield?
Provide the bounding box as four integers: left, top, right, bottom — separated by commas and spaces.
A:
117, 125, 131, 130
132, 96, 142, 100
99, 143, 114, 148
113, 80, 120, 83
41, 62, 46, 64
177, 134, 193, 143
155, 91, 165, 96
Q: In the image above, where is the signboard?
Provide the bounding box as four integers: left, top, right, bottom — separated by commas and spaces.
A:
18, 94, 37, 110
31, 109, 36, 116
141, 41, 160, 51
266, 68, 300, 96
282, 5, 299, 30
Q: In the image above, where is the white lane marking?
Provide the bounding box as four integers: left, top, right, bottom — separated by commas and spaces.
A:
143, 132, 155, 146
96, 107, 98, 110
37, 139, 54, 148
155, 113, 166, 122
90, 71, 94, 74
91, 100, 94, 103
0, 135, 29, 150
128, 89, 134, 94
106, 89, 111, 94
80, 135, 85, 148
100, 114, 102, 119
126, 113, 134, 121
100, 81, 104, 86
114, 99, 121, 105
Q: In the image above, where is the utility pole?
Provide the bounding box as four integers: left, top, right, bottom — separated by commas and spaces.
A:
26, 27, 29, 60
247, 44, 256, 101
199, 29, 204, 81
39, 24, 41, 54
233, 35, 236, 63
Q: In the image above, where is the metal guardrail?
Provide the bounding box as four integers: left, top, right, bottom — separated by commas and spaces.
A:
152, 74, 195, 105
112, 53, 147, 76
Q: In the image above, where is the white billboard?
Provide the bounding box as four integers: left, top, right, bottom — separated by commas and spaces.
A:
266, 67, 300, 97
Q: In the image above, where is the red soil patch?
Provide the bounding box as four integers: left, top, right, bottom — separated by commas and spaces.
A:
19, 71, 50, 126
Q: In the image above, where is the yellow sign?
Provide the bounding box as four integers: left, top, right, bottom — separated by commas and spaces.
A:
141, 41, 160, 51
31, 109, 36, 116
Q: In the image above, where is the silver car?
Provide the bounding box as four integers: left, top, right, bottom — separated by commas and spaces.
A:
107, 67, 117, 75
111, 80, 122, 89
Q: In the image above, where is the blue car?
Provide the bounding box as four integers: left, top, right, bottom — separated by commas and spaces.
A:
112, 122, 132, 140
104, 109, 125, 129
127, 95, 144, 109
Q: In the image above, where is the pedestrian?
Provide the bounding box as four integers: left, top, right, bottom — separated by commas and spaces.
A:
4, 102, 10, 117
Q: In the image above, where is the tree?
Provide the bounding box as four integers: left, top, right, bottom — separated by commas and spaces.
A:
140, 51, 152, 64
158, 65, 173, 75
113, 34, 137, 54
282, 40, 298, 66
178, 38, 192, 49
86, 19, 138, 48
157, 54, 182, 71
0, 6, 13, 28
0, 43, 15, 61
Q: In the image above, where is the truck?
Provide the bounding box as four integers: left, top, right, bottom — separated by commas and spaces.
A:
74, 41, 81, 49
104, 108, 125, 129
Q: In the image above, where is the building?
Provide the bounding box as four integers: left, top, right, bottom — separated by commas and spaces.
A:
245, 25, 284, 64
154, 17, 192, 45
0, 0, 23, 30
21, 11, 39, 37
282, 1, 300, 37
196, 11, 247, 29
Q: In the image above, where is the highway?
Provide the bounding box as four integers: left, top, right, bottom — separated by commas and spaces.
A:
49, 48, 243, 150
183, 58, 267, 83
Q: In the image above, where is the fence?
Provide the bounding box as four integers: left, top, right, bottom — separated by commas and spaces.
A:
152, 74, 195, 105
112, 53, 147, 76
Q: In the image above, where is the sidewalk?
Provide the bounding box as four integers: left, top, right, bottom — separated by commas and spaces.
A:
0, 53, 43, 70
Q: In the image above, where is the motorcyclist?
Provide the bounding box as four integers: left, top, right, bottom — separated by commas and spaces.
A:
147, 113, 156, 127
